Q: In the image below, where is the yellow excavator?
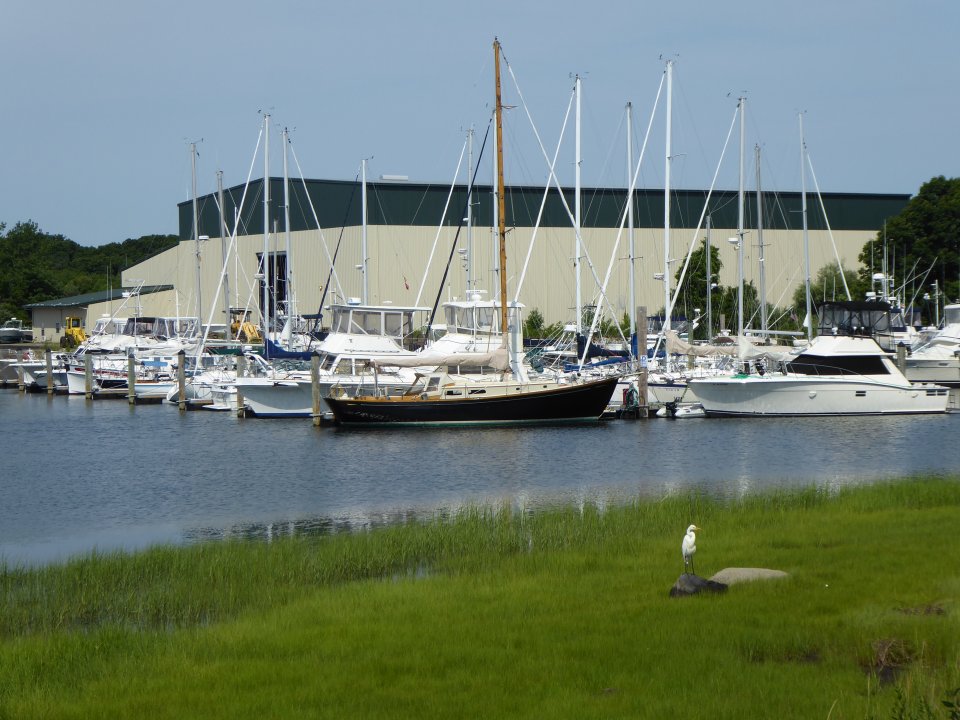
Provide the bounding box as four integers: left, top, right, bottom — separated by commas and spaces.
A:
60, 316, 87, 348
231, 320, 262, 343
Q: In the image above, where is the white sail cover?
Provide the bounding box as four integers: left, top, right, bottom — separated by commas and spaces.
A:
665, 330, 797, 362
370, 346, 510, 371
665, 330, 738, 357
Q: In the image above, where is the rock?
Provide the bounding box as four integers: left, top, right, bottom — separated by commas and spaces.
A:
669, 573, 728, 597
708, 567, 789, 585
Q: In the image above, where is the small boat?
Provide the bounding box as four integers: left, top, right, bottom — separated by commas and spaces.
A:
656, 400, 705, 418
0, 318, 32, 344
905, 303, 960, 387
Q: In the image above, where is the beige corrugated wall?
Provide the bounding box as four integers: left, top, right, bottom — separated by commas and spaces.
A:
123, 224, 872, 328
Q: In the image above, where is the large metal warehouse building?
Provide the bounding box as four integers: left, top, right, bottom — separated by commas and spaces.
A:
118, 177, 909, 332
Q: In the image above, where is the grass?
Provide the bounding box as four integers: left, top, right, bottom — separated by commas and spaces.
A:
0, 476, 959, 718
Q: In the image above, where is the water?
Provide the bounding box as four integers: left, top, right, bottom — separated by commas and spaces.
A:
1, 389, 957, 566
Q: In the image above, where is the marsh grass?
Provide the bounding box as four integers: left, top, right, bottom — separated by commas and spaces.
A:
1, 476, 959, 718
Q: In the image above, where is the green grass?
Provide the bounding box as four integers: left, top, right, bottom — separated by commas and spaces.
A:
1, 477, 959, 718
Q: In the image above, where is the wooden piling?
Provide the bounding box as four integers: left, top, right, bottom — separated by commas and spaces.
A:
177, 350, 186, 412
235, 355, 245, 417
638, 306, 649, 418
84, 354, 93, 400
127, 355, 136, 405
311, 352, 321, 427
45, 349, 54, 395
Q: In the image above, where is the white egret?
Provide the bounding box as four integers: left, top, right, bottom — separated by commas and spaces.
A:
681, 525, 701, 575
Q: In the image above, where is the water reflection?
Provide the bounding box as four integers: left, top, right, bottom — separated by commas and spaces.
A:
0, 389, 957, 565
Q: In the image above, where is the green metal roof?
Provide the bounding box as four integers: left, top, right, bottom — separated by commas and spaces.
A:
24, 285, 174, 309
178, 178, 911, 239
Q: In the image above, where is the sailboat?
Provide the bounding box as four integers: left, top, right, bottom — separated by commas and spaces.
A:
324, 39, 619, 427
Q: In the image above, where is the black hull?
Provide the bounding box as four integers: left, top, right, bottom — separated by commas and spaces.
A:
326, 376, 619, 427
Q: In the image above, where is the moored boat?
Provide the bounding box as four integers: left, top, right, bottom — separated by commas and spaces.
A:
689, 335, 949, 416
325, 372, 619, 427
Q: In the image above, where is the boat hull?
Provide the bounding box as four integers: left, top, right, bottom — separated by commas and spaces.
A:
691, 376, 949, 416
326, 376, 620, 427
904, 358, 960, 387
238, 378, 410, 418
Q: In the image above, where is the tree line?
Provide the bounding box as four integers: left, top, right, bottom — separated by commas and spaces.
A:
0, 221, 179, 322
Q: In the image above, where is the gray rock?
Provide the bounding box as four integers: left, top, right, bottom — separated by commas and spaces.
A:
669, 573, 728, 597
708, 567, 789, 585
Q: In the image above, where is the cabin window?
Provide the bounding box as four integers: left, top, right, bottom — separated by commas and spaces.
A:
384, 312, 403, 337
359, 311, 382, 335
476, 307, 495, 331
785, 354, 890, 376
330, 311, 348, 334
425, 376, 441, 392
455, 308, 471, 331
333, 359, 352, 375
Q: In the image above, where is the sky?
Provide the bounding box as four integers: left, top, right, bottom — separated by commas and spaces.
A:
2, 0, 958, 247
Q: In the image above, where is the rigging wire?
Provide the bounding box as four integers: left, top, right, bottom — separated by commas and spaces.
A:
421, 120, 493, 341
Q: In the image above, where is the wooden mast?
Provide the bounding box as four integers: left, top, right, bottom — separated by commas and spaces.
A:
493, 38, 509, 345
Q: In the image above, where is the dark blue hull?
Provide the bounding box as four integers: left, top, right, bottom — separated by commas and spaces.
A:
326, 376, 619, 427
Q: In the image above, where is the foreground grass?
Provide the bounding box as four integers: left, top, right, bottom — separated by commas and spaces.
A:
1, 477, 959, 718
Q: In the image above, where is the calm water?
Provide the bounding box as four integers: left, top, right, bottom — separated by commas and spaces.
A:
1, 388, 957, 565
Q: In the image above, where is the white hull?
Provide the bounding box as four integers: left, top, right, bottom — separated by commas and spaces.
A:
692, 375, 948, 416
905, 358, 960, 387
64, 369, 126, 395
238, 377, 411, 418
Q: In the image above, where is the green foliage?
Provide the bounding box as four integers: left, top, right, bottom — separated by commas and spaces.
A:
522, 307, 564, 340
0, 221, 178, 321
857, 176, 960, 319
792, 263, 860, 314
523, 307, 545, 338
1, 477, 959, 718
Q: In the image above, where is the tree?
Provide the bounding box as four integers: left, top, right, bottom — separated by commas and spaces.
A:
857, 176, 960, 323
522, 308, 563, 340
523, 308, 545, 339
792, 263, 860, 313
0, 222, 179, 322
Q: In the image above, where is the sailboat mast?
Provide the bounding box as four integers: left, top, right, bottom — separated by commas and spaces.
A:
755, 143, 768, 338
191, 143, 203, 332
800, 112, 813, 342
262, 113, 271, 341
574, 74, 582, 335
663, 59, 673, 338
361, 157, 369, 304
706, 214, 712, 343
466, 126, 474, 291
283, 127, 294, 333
493, 39, 508, 343
626, 101, 636, 345
737, 96, 745, 340
217, 169, 231, 340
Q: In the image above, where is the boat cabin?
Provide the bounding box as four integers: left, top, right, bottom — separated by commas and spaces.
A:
442, 296, 523, 336
120, 316, 199, 339
327, 303, 426, 340
783, 336, 895, 377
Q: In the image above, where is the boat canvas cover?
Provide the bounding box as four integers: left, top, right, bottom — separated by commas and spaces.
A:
369, 346, 510, 371
665, 330, 797, 363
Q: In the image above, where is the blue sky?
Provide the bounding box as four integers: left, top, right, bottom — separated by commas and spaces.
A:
2, 0, 957, 246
